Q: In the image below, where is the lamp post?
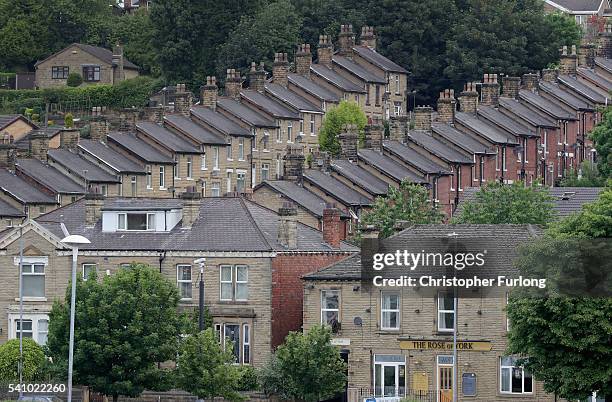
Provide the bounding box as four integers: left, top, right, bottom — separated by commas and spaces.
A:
60, 234, 91, 402
194, 258, 206, 331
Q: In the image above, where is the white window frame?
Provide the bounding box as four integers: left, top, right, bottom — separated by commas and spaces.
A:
21, 262, 46, 299
226, 171, 232, 193
8, 314, 49, 345
219, 265, 248, 301
117, 212, 157, 231
186, 156, 193, 179
213, 147, 220, 170
437, 292, 455, 333
261, 163, 270, 181
287, 122, 293, 142
543, 131, 548, 155
502, 147, 507, 172
495, 148, 501, 171
146, 165, 152, 189
235, 265, 248, 301
299, 119, 304, 136
211, 182, 220, 197
395, 74, 400, 95
263, 130, 270, 151
472, 155, 478, 182
236, 170, 246, 194
227, 138, 233, 161
82, 263, 97, 280
458, 166, 463, 191
381, 292, 400, 330
320, 290, 340, 325
523, 138, 528, 163
220, 265, 233, 301
373, 355, 406, 398
242, 323, 251, 364
201, 150, 207, 170
310, 115, 316, 136
238, 138, 244, 161
159, 165, 165, 189
176, 264, 192, 300
174, 156, 179, 179
131, 175, 137, 196
500, 356, 533, 394
450, 166, 455, 191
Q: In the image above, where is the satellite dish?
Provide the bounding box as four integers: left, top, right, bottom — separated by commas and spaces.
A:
353, 317, 363, 326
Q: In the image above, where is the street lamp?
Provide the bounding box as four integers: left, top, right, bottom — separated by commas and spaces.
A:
194, 258, 206, 331
60, 234, 91, 402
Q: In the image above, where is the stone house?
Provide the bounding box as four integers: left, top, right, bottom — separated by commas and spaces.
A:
544, 0, 610, 29
0, 115, 37, 144
34, 44, 139, 89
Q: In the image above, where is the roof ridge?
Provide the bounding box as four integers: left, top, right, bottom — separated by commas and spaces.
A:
239, 197, 274, 251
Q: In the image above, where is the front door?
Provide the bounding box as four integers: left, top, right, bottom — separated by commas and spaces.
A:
437, 355, 453, 402
373, 355, 406, 399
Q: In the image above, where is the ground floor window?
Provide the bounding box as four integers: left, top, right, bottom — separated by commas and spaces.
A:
8, 314, 49, 345
214, 322, 251, 364
500, 356, 533, 394
373, 354, 406, 397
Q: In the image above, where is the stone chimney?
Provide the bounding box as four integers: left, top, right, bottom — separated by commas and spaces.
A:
480, 74, 500, 107
90, 107, 110, 141
248, 62, 266, 92
559, 45, 577, 76
436, 89, 456, 124
458, 82, 478, 114
272, 53, 289, 87
501, 76, 521, 99
29, 132, 48, 162
389, 115, 408, 142
225, 69, 242, 99
0, 143, 16, 171
85, 192, 105, 227
360, 26, 376, 49
598, 24, 612, 59
541, 68, 559, 83
201, 76, 218, 110
174, 84, 193, 117
578, 43, 596, 68
322, 206, 342, 248
295, 44, 312, 77
521, 73, 539, 92
283, 144, 305, 183
60, 128, 80, 149
278, 202, 298, 249
338, 24, 355, 57
414, 106, 433, 131
180, 188, 202, 228
310, 150, 331, 171
364, 116, 383, 150
112, 43, 125, 83
317, 35, 333, 67
338, 124, 358, 161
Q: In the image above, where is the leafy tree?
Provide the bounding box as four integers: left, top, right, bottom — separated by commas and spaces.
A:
293, 0, 365, 47
66, 73, 82, 87
319, 101, 367, 155
560, 161, 606, 187
590, 107, 612, 179
506, 187, 612, 401
0, 338, 46, 382
453, 181, 555, 224
176, 329, 243, 401
46, 264, 183, 402
260, 325, 346, 402
359, 181, 444, 238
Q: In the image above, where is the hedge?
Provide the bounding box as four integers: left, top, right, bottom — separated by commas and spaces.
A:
0, 76, 165, 114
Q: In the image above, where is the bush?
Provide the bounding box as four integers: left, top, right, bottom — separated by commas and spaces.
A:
236, 365, 259, 391
0, 338, 46, 382
64, 113, 74, 128
66, 72, 82, 87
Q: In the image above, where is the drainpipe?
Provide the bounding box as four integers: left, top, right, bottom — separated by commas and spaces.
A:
158, 250, 166, 273
454, 163, 460, 208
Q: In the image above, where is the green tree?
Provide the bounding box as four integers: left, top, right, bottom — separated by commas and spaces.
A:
590, 107, 612, 179
453, 181, 555, 224
506, 187, 612, 401
66, 73, 82, 87
560, 161, 606, 187
46, 264, 182, 402
260, 325, 347, 401
0, 338, 46, 382
319, 101, 367, 155
176, 329, 243, 401
359, 181, 444, 238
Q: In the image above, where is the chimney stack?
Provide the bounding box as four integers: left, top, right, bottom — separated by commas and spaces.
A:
283, 144, 305, 183
541, 68, 559, 83
225, 69, 242, 99
112, 43, 125, 83
360, 26, 376, 49
580, 43, 596, 68
180, 188, 202, 228
201, 76, 218, 110
414, 106, 433, 131
60, 128, 80, 150
85, 192, 105, 227
436, 89, 456, 124
389, 115, 408, 142
501, 76, 521, 99
521, 73, 539, 92
295, 44, 312, 77
174, 84, 193, 117
29, 132, 48, 162
248, 62, 266, 92
480, 74, 500, 107
338, 124, 358, 161
559, 45, 577, 76
322, 206, 342, 248
317, 35, 333, 67
0, 143, 16, 171
458, 82, 478, 114
90, 107, 110, 141
338, 24, 355, 57
278, 202, 298, 249
272, 53, 289, 87
364, 116, 383, 150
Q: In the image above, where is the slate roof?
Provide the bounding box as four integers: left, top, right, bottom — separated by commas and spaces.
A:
0, 168, 57, 204
382, 140, 451, 174
107, 132, 176, 164
406, 131, 474, 164
0, 115, 35, 132
594, 57, 612, 73
190, 106, 254, 136
576, 68, 612, 92
240, 90, 300, 120
102, 198, 183, 211
332, 56, 387, 84
135, 121, 201, 153
35, 43, 138, 69
79, 139, 146, 173
330, 160, 390, 196
303, 170, 373, 206
47, 149, 120, 183
255, 180, 349, 219
16, 158, 85, 194
264, 83, 323, 113
216, 97, 278, 128
352, 46, 408, 73
558, 75, 609, 104
358, 149, 428, 183
13, 126, 63, 150
498, 98, 558, 128
477, 106, 537, 138
431, 123, 496, 155
546, 0, 604, 12
163, 115, 226, 146
288, 74, 340, 102
455, 112, 519, 145
310, 65, 366, 93
0, 198, 24, 218
303, 253, 362, 281
519, 90, 578, 120
538, 81, 594, 111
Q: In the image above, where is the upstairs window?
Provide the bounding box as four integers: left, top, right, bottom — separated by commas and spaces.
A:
117, 213, 156, 231
177, 265, 192, 300
238, 138, 245, 160
310, 116, 315, 136
321, 290, 339, 326
22, 263, 45, 298
213, 147, 220, 170
437, 292, 455, 332
201, 150, 207, 170
287, 122, 293, 142
52, 66, 69, 79
82, 65, 100, 82
227, 138, 233, 160
186, 156, 193, 179
159, 166, 165, 188
395, 74, 401, 95
220, 265, 248, 301
381, 292, 400, 330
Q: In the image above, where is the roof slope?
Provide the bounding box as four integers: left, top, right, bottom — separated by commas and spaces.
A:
558, 75, 609, 104
107, 132, 176, 163
216, 98, 278, 128
240, 90, 300, 119
332, 56, 386, 84
431, 123, 496, 155
288, 74, 340, 102
331, 160, 390, 196
47, 149, 120, 183
136, 121, 201, 153
358, 149, 427, 183
79, 139, 146, 172
163, 115, 226, 145
0, 198, 24, 218
35, 43, 138, 69
546, 0, 604, 12
477, 106, 536, 137
407, 131, 474, 164
519, 90, 577, 120
352, 46, 408, 73
454, 112, 518, 145
191, 106, 259, 135
498, 98, 558, 128
310, 65, 366, 93
538, 81, 593, 111
0, 168, 57, 204
304, 169, 373, 206
16, 158, 85, 194
383, 140, 451, 174
264, 83, 323, 113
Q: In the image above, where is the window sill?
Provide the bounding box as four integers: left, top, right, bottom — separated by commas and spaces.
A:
15, 297, 47, 302
160, 187, 167, 190
262, 150, 270, 153
186, 178, 194, 181
175, 177, 181, 180
213, 168, 220, 171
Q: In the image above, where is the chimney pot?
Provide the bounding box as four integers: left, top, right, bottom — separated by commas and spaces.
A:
225, 69, 242, 98
249, 62, 266, 92
458, 82, 479, 114
174, 84, 193, 116
559, 45, 577, 76
338, 24, 356, 56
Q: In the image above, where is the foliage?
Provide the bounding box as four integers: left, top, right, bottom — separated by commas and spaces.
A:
0, 338, 46, 382
560, 161, 607, 187
64, 113, 74, 128
453, 181, 555, 224
359, 181, 444, 238
236, 365, 259, 391
506, 187, 612, 400
319, 101, 367, 156
46, 264, 183, 402
590, 106, 612, 178
216, 0, 302, 81
176, 329, 243, 401
260, 325, 346, 401
66, 72, 83, 87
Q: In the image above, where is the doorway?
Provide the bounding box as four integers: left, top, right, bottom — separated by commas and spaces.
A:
437, 355, 453, 402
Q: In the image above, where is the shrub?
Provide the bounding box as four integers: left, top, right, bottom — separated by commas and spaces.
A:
64, 113, 74, 128
236, 365, 259, 391
66, 73, 82, 87
0, 338, 46, 382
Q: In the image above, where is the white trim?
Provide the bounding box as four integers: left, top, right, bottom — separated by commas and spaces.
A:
13, 256, 49, 265
57, 250, 277, 258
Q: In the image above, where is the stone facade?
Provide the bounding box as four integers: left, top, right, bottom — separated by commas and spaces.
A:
480, 74, 500, 107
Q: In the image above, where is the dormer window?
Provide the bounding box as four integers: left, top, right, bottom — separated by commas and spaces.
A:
117, 212, 156, 231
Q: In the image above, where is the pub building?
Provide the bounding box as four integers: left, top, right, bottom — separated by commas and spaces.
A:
303, 224, 562, 402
